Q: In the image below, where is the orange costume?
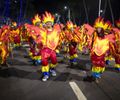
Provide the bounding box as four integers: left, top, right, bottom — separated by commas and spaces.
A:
39, 12, 61, 81
109, 20, 120, 71
29, 14, 42, 65
0, 25, 10, 65
64, 21, 80, 64
90, 17, 115, 79
10, 22, 21, 47
85, 17, 115, 81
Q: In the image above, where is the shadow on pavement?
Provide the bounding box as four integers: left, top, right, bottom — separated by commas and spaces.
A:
53, 72, 83, 82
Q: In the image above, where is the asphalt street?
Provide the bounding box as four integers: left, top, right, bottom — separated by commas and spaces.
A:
0, 47, 120, 100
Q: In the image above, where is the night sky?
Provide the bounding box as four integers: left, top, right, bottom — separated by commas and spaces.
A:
32, 0, 120, 25
0, 0, 120, 25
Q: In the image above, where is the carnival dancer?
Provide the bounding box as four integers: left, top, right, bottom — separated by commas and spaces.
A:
0, 25, 10, 67
110, 40, 120, 71
84, 17, 115, 82
109, 19, 120, 71
29, 14, 42, 65
38, 11, 61, 81
10, 22, 21, 48
64, 21, 79, 65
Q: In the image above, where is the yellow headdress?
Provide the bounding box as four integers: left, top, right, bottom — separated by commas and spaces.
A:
32, 14, 41, 25
104, 21, 112, 31
94, 17, 112, 31
66, 21, 74, 29
12, 22, 17, 27
42, 11, 54, 24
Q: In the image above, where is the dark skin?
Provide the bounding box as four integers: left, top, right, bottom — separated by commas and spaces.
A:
35, 22, 41, 27
96, 27, 105, 38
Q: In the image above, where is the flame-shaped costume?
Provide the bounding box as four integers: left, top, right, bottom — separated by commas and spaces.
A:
25, 12, 61, 80
64, 21, 80, 64
0, 25, 10, 65
90, 17, 115, 79
10, 22, 21, 47
40, 24, 61, 78
110, 41, 120, 71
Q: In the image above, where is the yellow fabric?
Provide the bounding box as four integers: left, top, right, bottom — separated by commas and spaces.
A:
14, 43, 20, 47
0, 48, 7, 64
64, 46, 69, 52
56, 49, 60, 53
39, 28, 59, 50
92, 37, 109, 56
92, 66, 105, 73
29, 52, 33, 57
32, 56, 41, 60
70, 54, 78, 60
78, 44, 83, 52
115, 64, 120, 68
105, 55, 114, 61
42, 65, 49, 72
50, 63, 57, 68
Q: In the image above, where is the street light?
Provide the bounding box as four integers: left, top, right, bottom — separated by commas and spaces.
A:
64, 6, 68, 10
55, 13, 61, 23
100, 10, 103, 13
55, 13, 58, 17
64, 6, 71, 21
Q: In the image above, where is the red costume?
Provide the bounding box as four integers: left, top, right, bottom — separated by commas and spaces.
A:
83, 17, 115, 81
0, 25, 10, 66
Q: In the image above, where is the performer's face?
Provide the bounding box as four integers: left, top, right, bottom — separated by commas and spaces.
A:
35, 22, 40, 27
97, 27, 102, 33
97, 27, 104, 38
45, 21, 53, 29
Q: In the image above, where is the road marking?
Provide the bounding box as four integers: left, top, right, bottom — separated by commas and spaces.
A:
69, 81, 87, 100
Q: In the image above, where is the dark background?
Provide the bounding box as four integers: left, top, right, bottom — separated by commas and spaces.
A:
0, 0, 120, 25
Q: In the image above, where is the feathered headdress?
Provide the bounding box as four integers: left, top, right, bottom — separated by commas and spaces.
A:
42, 11, 54, 24
94, 17, 112, 31
32, 14, 41, 25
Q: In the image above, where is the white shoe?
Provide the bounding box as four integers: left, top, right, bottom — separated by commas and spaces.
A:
42, 75, 49, 82
50, 69, 57, 77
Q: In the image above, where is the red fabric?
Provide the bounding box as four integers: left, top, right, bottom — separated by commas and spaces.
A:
69, 45, 77, 55
115, 56, 120, 64
30, 48, 35, 56
91, 53, 105, 67
84, 24, 95, 35
41, 47, 57, 66
114, 44, 120, 64
14, 36, 21, 44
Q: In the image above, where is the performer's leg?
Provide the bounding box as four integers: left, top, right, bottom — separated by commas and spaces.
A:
115, 64, 120, 71
84, 53, 105, 82
50, 50, 57, 76
41, 48, 50, 81
92, 66, 105, 79
41, 58, 49, 81
1, 48, 8, 66
69, 54, 78, 65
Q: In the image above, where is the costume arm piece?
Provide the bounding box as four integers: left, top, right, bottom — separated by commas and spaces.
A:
105, 34, 115, 43
84, 24, 95, 35
112, 27, 120, 41
109, 42, 120, 57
